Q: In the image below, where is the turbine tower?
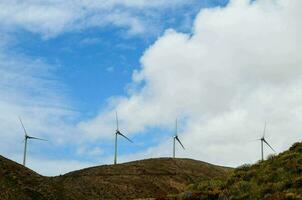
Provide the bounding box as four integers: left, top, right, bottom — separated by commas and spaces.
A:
173, 118, 185, 158
19, 117, 47, 166
114, 112, 133, 165
259, 121, 275, 161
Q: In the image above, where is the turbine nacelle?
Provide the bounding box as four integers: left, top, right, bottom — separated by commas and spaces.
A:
114, 112, 133, 165
19, 117, 47, 166
115, 130, 133, 143
174, 135, 185, 150
258, 122, 275, 161
173, 118, 185, 158
26, 135, 48, 141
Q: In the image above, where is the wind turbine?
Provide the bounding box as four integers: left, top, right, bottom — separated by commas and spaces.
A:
114, 112, 133, 165
258, 121, 275, 161
19, 117, 47, 166
173, 118, 185, 158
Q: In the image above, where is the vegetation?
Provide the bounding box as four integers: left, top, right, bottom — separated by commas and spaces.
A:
2, 142, 302, 199
179, 142, 302, 200
0, 157, 230, 200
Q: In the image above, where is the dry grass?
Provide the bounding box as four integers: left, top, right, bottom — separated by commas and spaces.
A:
0, 157, 231, 200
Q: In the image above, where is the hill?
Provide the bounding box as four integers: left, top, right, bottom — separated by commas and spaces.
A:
0, 157, 231, 200
177, 142, 302, 200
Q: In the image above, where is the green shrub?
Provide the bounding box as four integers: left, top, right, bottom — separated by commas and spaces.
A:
293, 176, 302, 188
236, 164, 251, 171
189, 142, 302, 200
267, 154, 276, 161
285, 192, 300, 200
289, 142, 302, 152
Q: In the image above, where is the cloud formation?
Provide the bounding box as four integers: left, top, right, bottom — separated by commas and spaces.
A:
80, 0, 302, 166
0, 47, 81, 166
0, 0, 194, 37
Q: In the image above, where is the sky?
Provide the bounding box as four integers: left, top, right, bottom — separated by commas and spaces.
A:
0, 0, 301, 176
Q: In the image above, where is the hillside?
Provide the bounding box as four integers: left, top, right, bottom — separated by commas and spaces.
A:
0, 155, 46, 200
179, 142, 302, 200
0, 157, 231, 200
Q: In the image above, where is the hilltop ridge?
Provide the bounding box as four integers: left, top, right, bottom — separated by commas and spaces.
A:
2, 142, 302, 200
176, 141, 302, 200
0, 156, 231, 200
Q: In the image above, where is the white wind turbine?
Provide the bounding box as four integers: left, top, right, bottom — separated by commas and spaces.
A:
19, 117, 47, 166
258, 121, 275, 161
173, 118, 185, 158
114, 112, 133, 165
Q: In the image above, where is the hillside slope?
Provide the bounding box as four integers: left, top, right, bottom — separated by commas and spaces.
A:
0, 157, 231, 200
0, 155, 46, 200
185, 142, 302, 200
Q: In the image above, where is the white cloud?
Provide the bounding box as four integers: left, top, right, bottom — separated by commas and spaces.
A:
1, 0, 301, 175
9, 154, 96, 176
76, 146, 103, 157
79, 37, 102, 45
0, 0, 195, 37
30, 158, 94, 176
0, 49, 82, 162
80, 0, 302, 167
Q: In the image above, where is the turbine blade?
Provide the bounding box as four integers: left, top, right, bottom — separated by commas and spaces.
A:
262, 121, 267, 138
175, 118, 178, 136
19, 117, 27, 136
118, 131, 133, 143
28, 136, 47, 141
263, 139, 275, 152
248, 139, 261, 143
176, 137, 185, 150
115, 111, 119, 130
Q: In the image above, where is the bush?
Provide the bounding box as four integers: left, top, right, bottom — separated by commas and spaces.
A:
267, 154, 276, 161
189, 142, 302, 200
289, 142, 302, 152
293, 176, 302, 188
285, 192, 300, 200
236, 163, 251, 171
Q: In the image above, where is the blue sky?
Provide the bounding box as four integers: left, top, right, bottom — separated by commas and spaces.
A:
0, 0, 229, 174
11, 0, 229, 114
1, 0, 301, 175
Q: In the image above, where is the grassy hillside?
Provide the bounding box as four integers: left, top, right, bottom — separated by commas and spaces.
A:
178, 142, 302, 200
0, 155, 48, 200
0, 157, 231, 200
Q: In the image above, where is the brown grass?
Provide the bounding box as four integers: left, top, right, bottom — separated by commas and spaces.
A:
0, 157, 231, 200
